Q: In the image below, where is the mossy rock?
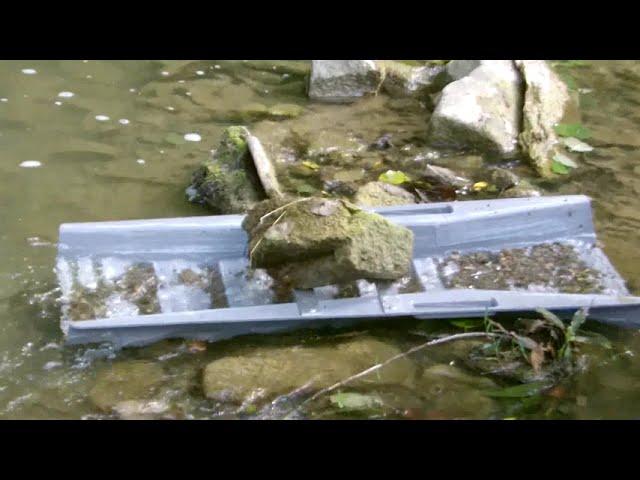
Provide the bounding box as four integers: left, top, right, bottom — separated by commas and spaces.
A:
89, 361, 165, 412
202, 336, 417, 404
188, 126, 266, 214
243, 196, 414, 289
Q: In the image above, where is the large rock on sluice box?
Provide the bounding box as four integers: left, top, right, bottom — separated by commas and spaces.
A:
202, 336, 417, 404
308, 60, 384, 103
187, 126, 281, 214
242, 196, 414, 289
429, 60, 523, 157
515, 60, 571, 178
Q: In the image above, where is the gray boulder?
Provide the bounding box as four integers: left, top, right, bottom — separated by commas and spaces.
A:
379, 61, 448, 97
429, 60, 523, 156
308, 60, 384, 103
516, 60, 571, 177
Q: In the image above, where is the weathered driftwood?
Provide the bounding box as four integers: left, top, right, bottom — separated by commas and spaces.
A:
242, 127, 283, 199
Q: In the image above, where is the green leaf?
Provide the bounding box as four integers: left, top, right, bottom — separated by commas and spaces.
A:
553, 153, 578, 169
329, 392, 381, 411
165, 132, 186, 145
551, 160, 571, 175
573, 331, 612, 349
562, 137, 594, 153
378, 170, 411, 185
569, 308, 588, 336
535, 308, 566, 330
450, 319, 484, 330
486, 382, 549, 398
554, 123, 591, 140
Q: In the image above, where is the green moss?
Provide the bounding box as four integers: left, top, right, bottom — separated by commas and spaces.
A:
188, 126, 265, 214
244, 196, 414, 288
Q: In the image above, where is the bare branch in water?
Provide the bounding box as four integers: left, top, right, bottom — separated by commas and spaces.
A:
287, 331, 502, 418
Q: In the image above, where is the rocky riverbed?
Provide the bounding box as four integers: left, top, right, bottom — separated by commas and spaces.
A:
3, 60, 640, 420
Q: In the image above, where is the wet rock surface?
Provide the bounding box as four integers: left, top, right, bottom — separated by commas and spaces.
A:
202, 336, 417, 404
438, 243, 604, 293
516, 60, 571, 177
429, 60, 523, 156
353, 181, 417, 207
89, 361, 165, 412
379, 61, 449, 98
308, 61, 384, 103
243, 197, 414, 289
187, 126, 267, 214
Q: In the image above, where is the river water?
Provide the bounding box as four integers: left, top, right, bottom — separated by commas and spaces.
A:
1, 60, 640, 419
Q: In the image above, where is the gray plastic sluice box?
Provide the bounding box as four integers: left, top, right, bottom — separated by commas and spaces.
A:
55, 195, 640, 348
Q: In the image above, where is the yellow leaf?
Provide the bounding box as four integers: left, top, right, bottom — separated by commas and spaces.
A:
302, 160, 320, 171
473, 181, 489, 191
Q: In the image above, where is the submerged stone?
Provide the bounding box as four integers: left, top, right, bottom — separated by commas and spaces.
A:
202, 336, 417, 404
89, 361, 165, 412
353, 181, 417, 207
423, 164, 471, 189
243, 197, 414, 289
308, 61, 384, 103
490, 167, 521, 191
429, 60, 523, 156
516, 60, 571, 178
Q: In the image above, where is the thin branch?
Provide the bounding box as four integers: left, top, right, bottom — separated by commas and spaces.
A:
249, 209, 287, 265
290, 331, 501, 416
259, 197, 310, 225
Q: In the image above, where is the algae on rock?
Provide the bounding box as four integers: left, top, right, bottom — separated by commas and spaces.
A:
188, 126, 281, 214
243, 196, 414, 289
202, 336, 417, 404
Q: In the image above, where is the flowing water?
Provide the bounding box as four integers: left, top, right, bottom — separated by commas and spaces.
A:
2, 60, 640, 419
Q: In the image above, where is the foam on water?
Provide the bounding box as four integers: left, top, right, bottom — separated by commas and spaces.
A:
218, 258, 275, 307
413, 257, 445, 291
157, 284, 211, 313
99, 257, 132, 284
76, 257, 98, 290
104, 293, 139, 318
55, 258, 74, 301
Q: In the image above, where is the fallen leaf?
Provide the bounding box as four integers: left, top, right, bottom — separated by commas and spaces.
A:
378, 170, 411, 185
554, 123, 591, 140
187, 340, 207, 353
552, 161, 571, 175
472, 181, 489, 191
329, 392, 382, 411
562, 137, 594, 153
302, 160, 320, 171
553, 153, 578, 169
